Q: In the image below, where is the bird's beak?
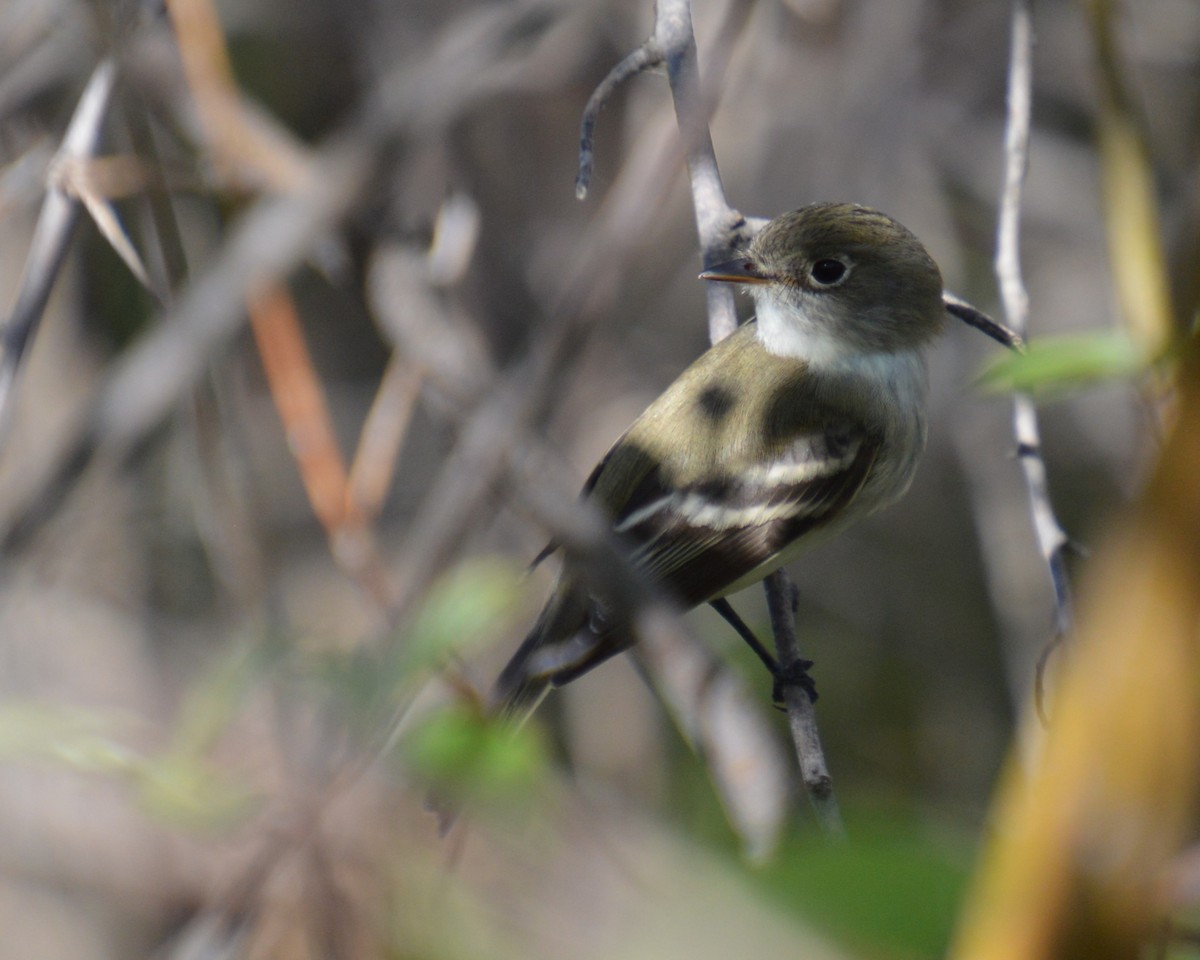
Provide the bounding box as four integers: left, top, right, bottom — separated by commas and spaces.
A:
943, 293, 1025, 352
699, 257, 772, 284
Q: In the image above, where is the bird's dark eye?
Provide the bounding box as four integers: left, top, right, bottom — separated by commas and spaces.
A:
810, 258, 848, 285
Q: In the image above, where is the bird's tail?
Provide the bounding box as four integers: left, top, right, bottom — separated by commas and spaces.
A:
489, 577, 585, 723
431, 580, 629, 835
489, 576, 631, 725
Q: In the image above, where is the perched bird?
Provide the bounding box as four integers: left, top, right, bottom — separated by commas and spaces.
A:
492, 202, 1003, 717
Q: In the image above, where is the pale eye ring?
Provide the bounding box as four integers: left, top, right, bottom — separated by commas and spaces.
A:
810, 258, 849, 286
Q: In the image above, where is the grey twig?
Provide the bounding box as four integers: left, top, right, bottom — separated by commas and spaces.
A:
577, 0, 756, 340
575, 42, 663, 200
0, 57, 118, 444
576, 0, 840, 831
655, 0, 746, 342
764, 570, 844, 836
995, 0, 1073, 714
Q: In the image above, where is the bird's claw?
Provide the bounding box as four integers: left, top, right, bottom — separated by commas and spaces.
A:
772, 658, 817, 707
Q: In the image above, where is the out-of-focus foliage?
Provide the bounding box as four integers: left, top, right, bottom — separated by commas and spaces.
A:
404, 556, 531, 674
402, 703, 549, 809
976, 331, 1146, 396
760, 811, 973, 958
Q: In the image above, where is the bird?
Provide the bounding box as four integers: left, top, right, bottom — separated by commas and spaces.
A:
490, 201, 1004, 719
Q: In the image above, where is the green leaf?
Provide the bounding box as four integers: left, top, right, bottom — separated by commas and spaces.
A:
0, 702, 138, 773
172, 639, 278, 757
404, 557, 529, 674
402, 705, 547, 807
756, 810, 972, 959
133, 750, 256, 830
295, 558, 528, 731
976, 331, 1148, 395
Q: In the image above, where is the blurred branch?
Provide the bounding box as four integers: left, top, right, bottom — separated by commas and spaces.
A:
246, 283, 392, 608
994, 0, 1074, 714
120, 86, 192, 294
632, 608, 791, 863
167, 0, 313, 191
0, 134, 375, 559
0, 0, 563, 558
347, 356, 425, 524
0, 57, 117, 443
1082, 0, 1175, 362
53, 154, 163, 302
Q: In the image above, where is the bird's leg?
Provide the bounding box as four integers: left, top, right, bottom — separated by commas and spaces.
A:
708, 598, 817, 704
709, 597, 777, 670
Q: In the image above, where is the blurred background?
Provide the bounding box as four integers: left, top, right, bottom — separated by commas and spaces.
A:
0, 0, 1196, 957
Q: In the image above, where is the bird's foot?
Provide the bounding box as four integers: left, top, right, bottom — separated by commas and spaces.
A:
772, 658, 818, 707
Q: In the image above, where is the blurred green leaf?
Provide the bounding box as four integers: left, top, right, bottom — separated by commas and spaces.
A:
756, 811, 972, 959
172, 639, 278, 757
977, 331, 1147, 395
133, 750, 257, 830
292, 558, 527, 739
0, 702, 138, 773
403, 704, 547, 808
311, 645, 394, 729
0, 702, 254, 830
404, 556, 529, 674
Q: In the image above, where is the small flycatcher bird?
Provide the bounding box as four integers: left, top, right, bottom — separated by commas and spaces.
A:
492, 202, 1003, 716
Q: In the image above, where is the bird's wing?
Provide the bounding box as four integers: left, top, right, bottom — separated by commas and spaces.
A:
608, 423, 881, 606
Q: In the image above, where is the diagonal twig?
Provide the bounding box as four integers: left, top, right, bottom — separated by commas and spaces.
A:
246, 283, 392, 607
575, 42, 664, 200
0, 58, 118, 445
167, 0, 313, 192
51, 155, 164, 303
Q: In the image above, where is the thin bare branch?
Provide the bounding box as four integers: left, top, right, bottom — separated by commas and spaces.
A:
575, 42, 663, 200
655, 0, 745, 342
660, 0, 837, 826
764, 570, 844, 836
347, 357, 424, 523
167, 0, 314, 192
246, 282, 392, 607
52, 156, 163, 302
0, 58, 117, 444
994, 0, 1074, 712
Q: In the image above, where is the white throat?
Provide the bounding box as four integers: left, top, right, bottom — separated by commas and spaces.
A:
752, 294, 855, 367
